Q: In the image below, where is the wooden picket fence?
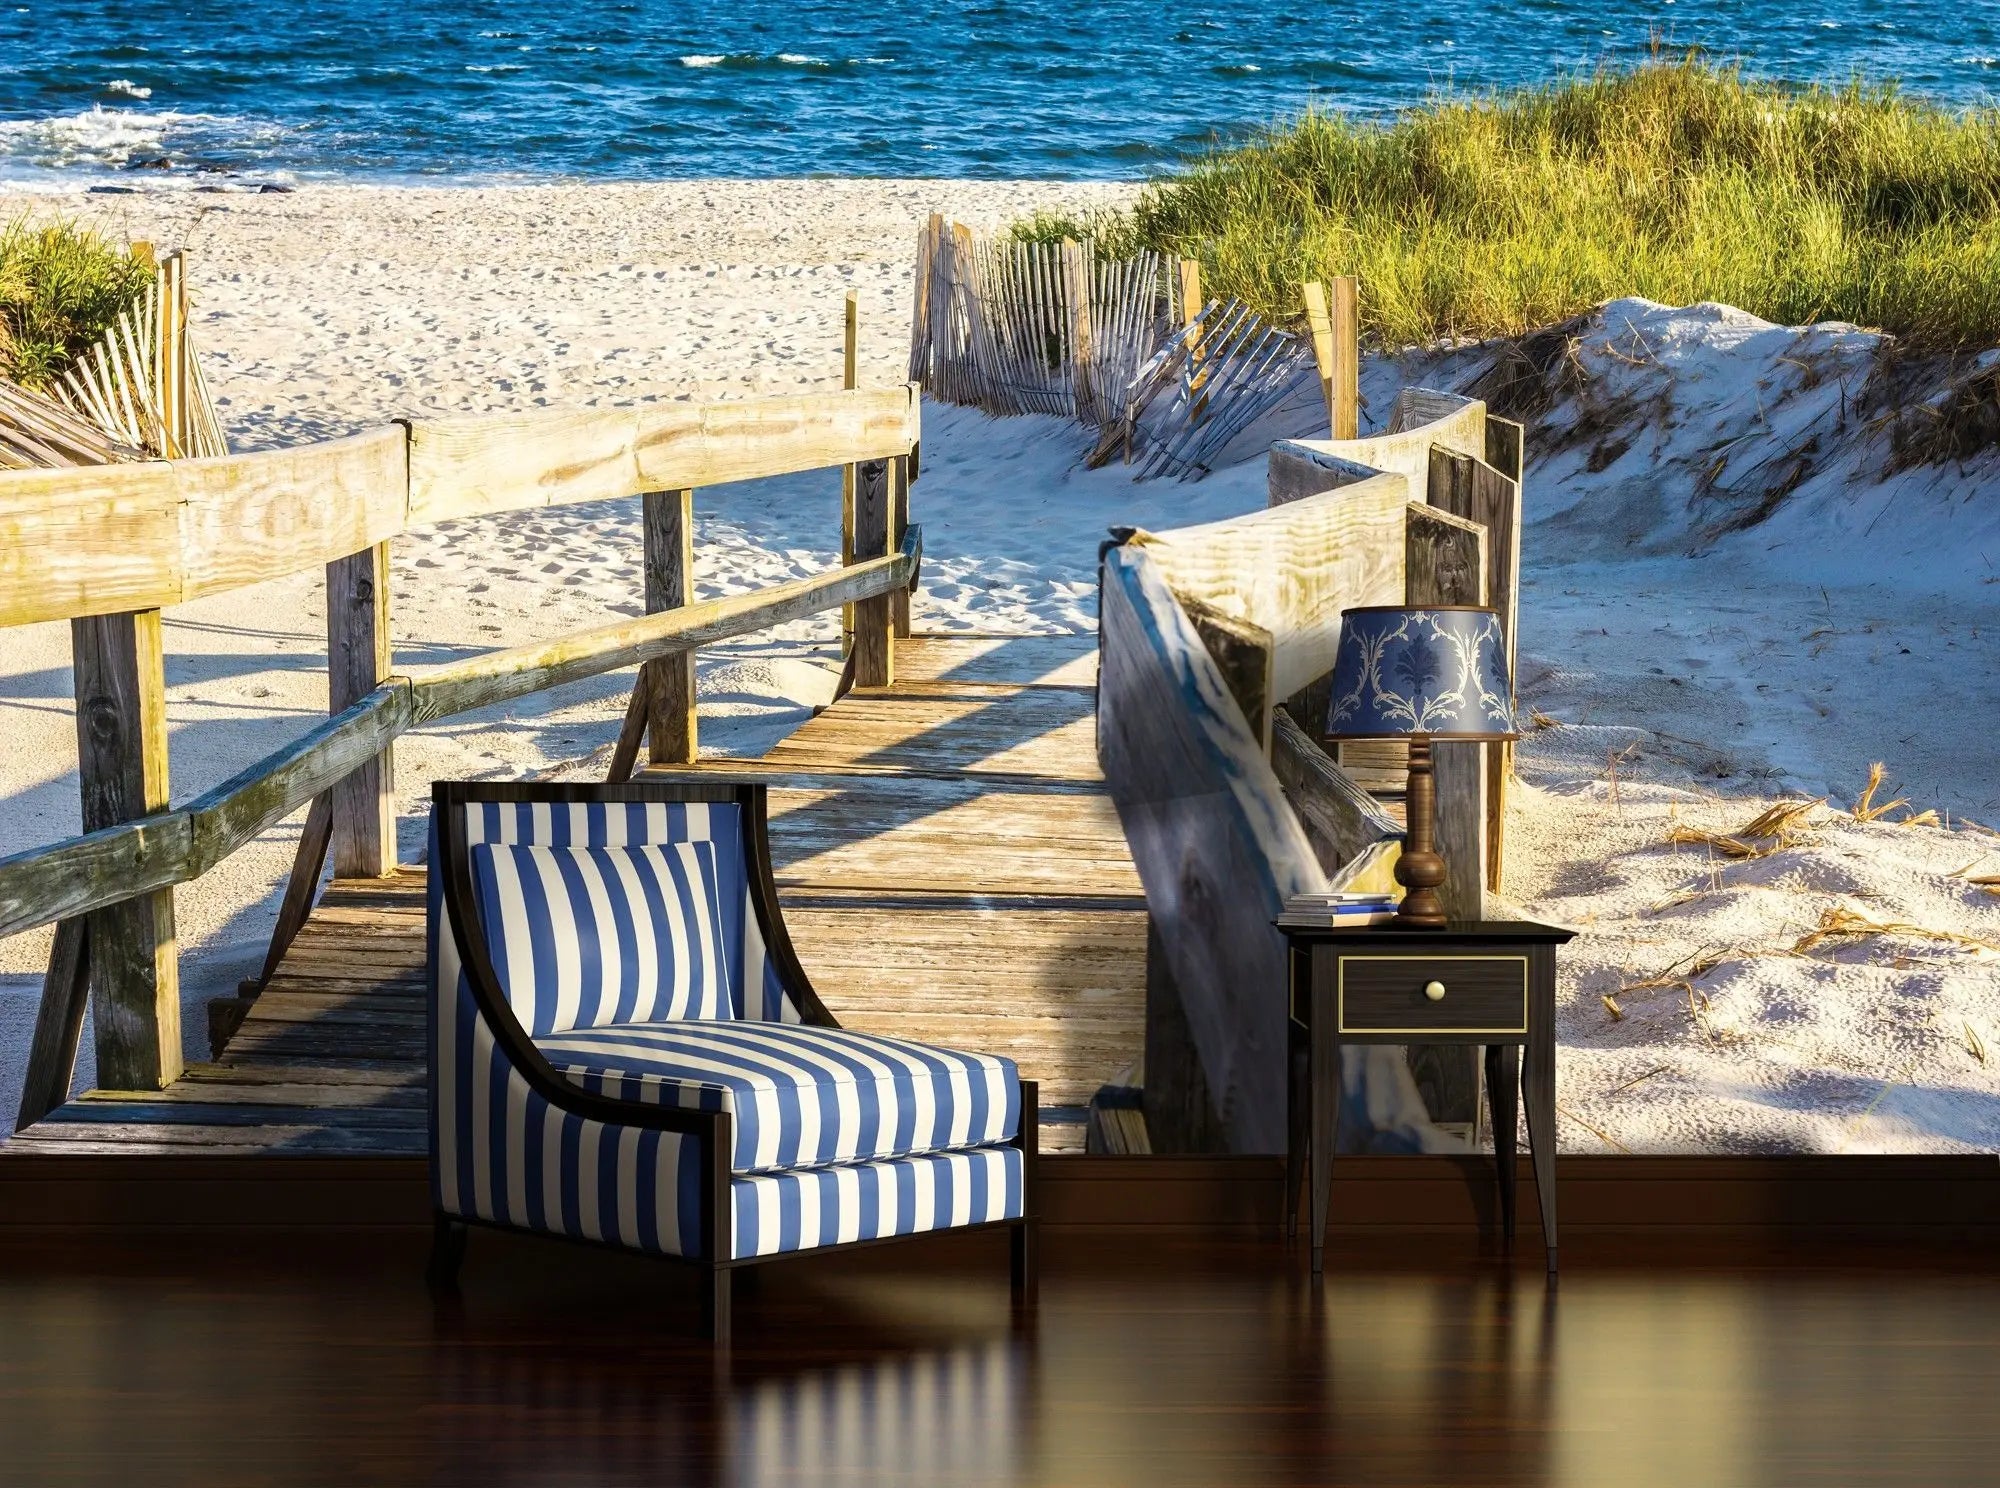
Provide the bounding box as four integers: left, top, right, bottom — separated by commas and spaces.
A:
56, 247, 230, 460
909, 216, 1321, 481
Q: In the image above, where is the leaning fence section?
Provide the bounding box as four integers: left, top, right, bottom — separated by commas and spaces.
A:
908, 216, 1319, 481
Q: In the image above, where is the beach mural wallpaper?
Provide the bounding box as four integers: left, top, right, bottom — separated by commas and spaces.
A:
1, 0, 1998, 1162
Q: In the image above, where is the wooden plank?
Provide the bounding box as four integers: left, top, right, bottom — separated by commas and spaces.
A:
1301, 280, 1337, 434
326, 545, 396, 878
250, 792, 333, 992
1405, 504, 1487, 924
892, 633, 1096, 688
761, 683, 1097, 780
405, 385, 919, 527
16, 918, 90, 1128
1061, 239, 1095, 420
642, 487, 697, 765
890, 451, 912, 639
1098, 544, 1324, 1154
1268, 392, 1483, 511
1330, 275, 1360, 441
1427, 448, 1520, 892
1268, 711, 1401, 891
849, 457, 895, 689
71, 608, 181, 1092
1129, 471, 1407, 703
1181, 597, 1274, 755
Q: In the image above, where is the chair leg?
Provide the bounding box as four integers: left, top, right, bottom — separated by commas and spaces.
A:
1010, 1218, 1038, 1308
703, 1265, 732, 1345
427, 1215, 467, 1292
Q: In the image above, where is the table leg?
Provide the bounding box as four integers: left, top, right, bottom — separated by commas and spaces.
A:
1286, 1016, 1307, 1243
1309, 972, 1340, 1276
1521, 1022, 1558, 1274
1485, 1043, 1519, 1246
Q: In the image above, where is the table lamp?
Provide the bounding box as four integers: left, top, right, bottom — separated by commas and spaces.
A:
1323, 606, 1517, 929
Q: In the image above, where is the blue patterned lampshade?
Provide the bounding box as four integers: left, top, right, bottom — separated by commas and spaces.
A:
1324, 606, 1517, 740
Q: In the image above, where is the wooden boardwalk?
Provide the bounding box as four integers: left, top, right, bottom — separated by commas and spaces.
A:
5, 635, 1145, 1156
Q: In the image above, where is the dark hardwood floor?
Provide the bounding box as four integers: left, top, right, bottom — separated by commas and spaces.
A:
1, 1230, 1995, 1487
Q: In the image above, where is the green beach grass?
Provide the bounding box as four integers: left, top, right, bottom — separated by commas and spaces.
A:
1015, 59, 2000, 350
0, 217, 148, 390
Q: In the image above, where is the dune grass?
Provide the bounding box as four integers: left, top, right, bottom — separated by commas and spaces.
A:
0, 217, 149, 389
1015, 59, 2000, 350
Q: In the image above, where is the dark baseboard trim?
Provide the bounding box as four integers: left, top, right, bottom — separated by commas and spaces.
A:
0, 1152, 1994, 1253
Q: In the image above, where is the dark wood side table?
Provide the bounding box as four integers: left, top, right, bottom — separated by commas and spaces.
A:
1276, 918, 1576, 1275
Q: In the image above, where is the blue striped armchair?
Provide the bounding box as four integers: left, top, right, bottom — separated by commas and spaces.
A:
425, 780, 1038, 1340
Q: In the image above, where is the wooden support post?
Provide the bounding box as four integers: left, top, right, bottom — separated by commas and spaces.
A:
16, 918, 91, 1127
71, 609, 181, 1090
643, 487, 697, 765
1060, 238, 1094, 421
1302, 280, 1337, 435
1405, 504, 1487, 923
841, 292, 859, 654
155, 252, 187, 459
326, 544, 396, 878
850, 456, 896, 688
1428, 446, 1522, 892
1179, 258, 1207, 430
889, 445, 912, 639
1331, 275, 1360, 440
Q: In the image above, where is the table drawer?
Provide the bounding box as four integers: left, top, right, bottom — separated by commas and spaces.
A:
1336, 955, 1528, 1034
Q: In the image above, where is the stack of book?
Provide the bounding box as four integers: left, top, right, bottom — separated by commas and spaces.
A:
1277, 892, 1399, 929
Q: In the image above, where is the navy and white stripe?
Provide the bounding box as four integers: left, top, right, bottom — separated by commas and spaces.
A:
469, 841, 733, 1034
535, 1019, 1019, 1172
427, 801, 1023, 1262
459, 800, 801, 1023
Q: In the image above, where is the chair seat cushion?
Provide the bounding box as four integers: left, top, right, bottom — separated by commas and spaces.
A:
534, 1020, 1019, 1174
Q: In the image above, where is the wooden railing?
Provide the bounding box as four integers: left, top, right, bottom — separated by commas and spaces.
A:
1, 384, 922, 1123
1096, 388, 1523, 1155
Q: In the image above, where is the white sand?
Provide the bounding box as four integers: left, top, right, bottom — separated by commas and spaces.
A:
2, 188, 1996, 1152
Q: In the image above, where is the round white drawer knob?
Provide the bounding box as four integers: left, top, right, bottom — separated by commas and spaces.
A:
1424, 980, 1447, 1002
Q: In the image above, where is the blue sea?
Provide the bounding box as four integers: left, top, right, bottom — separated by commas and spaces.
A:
1, 0, 1996, 186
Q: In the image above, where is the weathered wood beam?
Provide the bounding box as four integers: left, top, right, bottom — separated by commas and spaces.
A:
1098, 543, 1325, 1155
405, 384, 920, 528
1330, 275, 1360, 441
0, 534, 920, 941
16, 917, 90, 1128
326, 544, 396, 877
642, 488, 697, 765
1405, 503, 1488, 924
0, 388, 919, 631
1181, 596, 1275, 755
849, 457, 896, 689
71, 608, 181, 1090
890, 448, 912, 639
1268, 710, 1401, 889
1428, 445, 1523, 893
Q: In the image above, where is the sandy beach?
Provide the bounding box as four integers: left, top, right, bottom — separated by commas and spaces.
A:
2, 180, 1997, 1152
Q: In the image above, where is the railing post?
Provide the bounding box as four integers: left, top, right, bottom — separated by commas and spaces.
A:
71, 609, 182, 1090
841, 291, 860, 655
1331, 274, 1360, 441
327, 544, 396, 878
643, 487, 697, 764
890, 447, 912, 639
850, 456, 897, 688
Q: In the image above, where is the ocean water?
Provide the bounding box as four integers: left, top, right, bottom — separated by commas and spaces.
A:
0, 0, 1996, 186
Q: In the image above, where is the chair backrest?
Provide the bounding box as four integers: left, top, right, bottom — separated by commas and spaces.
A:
434, 793, 802, 1036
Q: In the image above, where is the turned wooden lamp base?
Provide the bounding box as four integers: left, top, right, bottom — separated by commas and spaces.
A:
1392, 733, 1449, 929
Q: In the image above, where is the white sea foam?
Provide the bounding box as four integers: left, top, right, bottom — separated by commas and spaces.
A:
775, 53, 828, 66
680, 54, 725, 67
0, 106, 286, 180
104, 79, 152, 100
